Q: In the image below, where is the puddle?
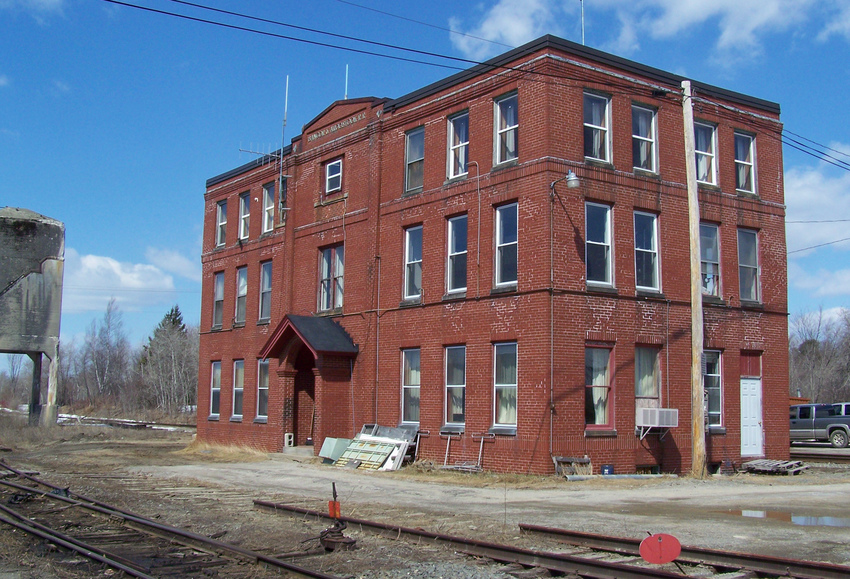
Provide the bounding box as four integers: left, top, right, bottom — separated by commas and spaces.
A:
725, 509, 850, 528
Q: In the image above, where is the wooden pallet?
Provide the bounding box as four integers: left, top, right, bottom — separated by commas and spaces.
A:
741, 459, 809, 475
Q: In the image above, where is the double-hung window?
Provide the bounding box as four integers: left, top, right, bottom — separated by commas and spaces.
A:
584, 92, 610, 162
405, 127, 425, 193
232, 359, 244, 419
734, 132, 755, 193
318, 245, 344, 311
585, 347, 612, 427
635, 347, 659, 401
445, 346, 466, 425
404, 226, 423, 300
448, 112, 469, 178
632, 104, 656, 172
235, 266, 247, 325
634, 212, 659, 291
215, 201, 227, 247
210, 361, 221, 417
238, 192, 250, 240
494, 342, 517, 427
402, 348, 420, 423
694, 122, 716, 185
256, 359, 269, 419
703, 351, 722, 427
325, 159, 342, 195
737, 228, 760, 302
262, 182, 275, 233
586, 202, 612, 286
700, 223, 720, 297
212, 272, 224, 329
495, 93, 518, 165
259, 261, 272, 322
495, 203, 518, 287
447, 215, 467, 293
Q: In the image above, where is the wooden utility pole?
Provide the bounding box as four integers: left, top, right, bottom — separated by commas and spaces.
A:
682, 80, 707, 478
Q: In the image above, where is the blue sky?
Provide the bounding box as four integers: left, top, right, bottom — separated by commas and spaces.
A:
2, 0, 849, 347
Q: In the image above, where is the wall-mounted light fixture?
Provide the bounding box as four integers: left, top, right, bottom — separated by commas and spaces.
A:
565, 170, 580, 188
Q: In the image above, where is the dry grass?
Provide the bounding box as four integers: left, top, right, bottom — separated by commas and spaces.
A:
176, 438, 270, 463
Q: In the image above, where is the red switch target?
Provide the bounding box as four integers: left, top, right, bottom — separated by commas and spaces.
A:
639, 533, 682, 564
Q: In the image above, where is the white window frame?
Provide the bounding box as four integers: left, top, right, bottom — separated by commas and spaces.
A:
405, 127, 425, 193
585, 202, 612, 286
634, 211, 659, 291
584, 92, 611, 162
493, 342, 517, 428
494, 93, 518, 165
232, 359, 244, 419
235, 266, 247, 325
257, 359, 269, 419
325, 159, 342, 194
215, 200, 227, 247
632, 104, 656, 172
448, 112, 469, 179
262, 181, 275, 233
734, 132, 756, 193
445, 345, 466, 426
212, 272, 224, 329
694, 122, 716, 185
447, 215, 468, 294
495, 203, 518, 287
238, 192, 250, 240
700, 223, 720, 297
585, 346, 612, 427
318, 245, 344, 311
737, 228, 760, 302
401, 348, 421, 424
210, 361, 221, 417
404, 225, 423, 300
703, 350, 722, 427
259, 260, 272, 322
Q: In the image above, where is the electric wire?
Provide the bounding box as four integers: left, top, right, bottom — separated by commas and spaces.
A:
788, 237, 850, 255
331, 0, 514, 50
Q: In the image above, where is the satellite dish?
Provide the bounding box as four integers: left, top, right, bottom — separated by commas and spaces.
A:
639, 533, 681, 565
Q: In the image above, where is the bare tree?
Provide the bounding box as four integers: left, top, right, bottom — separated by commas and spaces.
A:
790, 308, 849, 402
79, 298, 131, 408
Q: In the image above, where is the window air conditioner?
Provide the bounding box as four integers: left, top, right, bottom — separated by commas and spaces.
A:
636, 407, 679, 428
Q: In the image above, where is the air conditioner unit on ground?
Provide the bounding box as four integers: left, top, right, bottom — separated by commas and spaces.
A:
636, 407, 679, 428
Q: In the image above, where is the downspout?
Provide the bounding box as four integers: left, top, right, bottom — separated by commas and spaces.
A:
468, 161, 481, 299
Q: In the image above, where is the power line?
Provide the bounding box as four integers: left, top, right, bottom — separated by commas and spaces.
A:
787, 219, 850, 224
331, 0, 514, 50
788, 237, 850, 255
784, 129, 850, 161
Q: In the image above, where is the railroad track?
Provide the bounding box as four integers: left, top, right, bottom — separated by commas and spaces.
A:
790, 448, 850, 464
255, 499, 850, 579
0, 463, 339, 579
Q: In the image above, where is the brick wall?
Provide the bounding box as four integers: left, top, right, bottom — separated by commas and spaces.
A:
198, 37, 788, 475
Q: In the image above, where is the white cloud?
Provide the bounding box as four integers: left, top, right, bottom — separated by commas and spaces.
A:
784, 148, 850, 256
0, 75, 9, 88
145, 247, 201, 282
62, 248, 176, 314
52, 79, 70, 93
789, 261, 850, 298
594, 0, 815, 54
819, 0, 850, 41
449, 0, 566, 60
0, 0, 63, 19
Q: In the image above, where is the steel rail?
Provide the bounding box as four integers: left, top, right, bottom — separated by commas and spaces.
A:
0, 477, 340, 579
520, 523, 850, 579
0, 505, 156, 579
253, 499, 686, 579
789, 450, 850, 464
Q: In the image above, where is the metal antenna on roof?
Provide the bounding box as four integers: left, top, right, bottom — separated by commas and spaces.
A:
580, 0, 585, 45
279, 75, 290, 214
344, 64, 349, 100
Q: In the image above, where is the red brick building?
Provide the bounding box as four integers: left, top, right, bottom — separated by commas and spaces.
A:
198, 35, 788, 475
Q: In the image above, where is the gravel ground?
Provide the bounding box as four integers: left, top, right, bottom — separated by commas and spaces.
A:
2, 420, 850, 577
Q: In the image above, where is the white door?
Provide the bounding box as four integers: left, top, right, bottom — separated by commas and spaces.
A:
740, 378, 763, 456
